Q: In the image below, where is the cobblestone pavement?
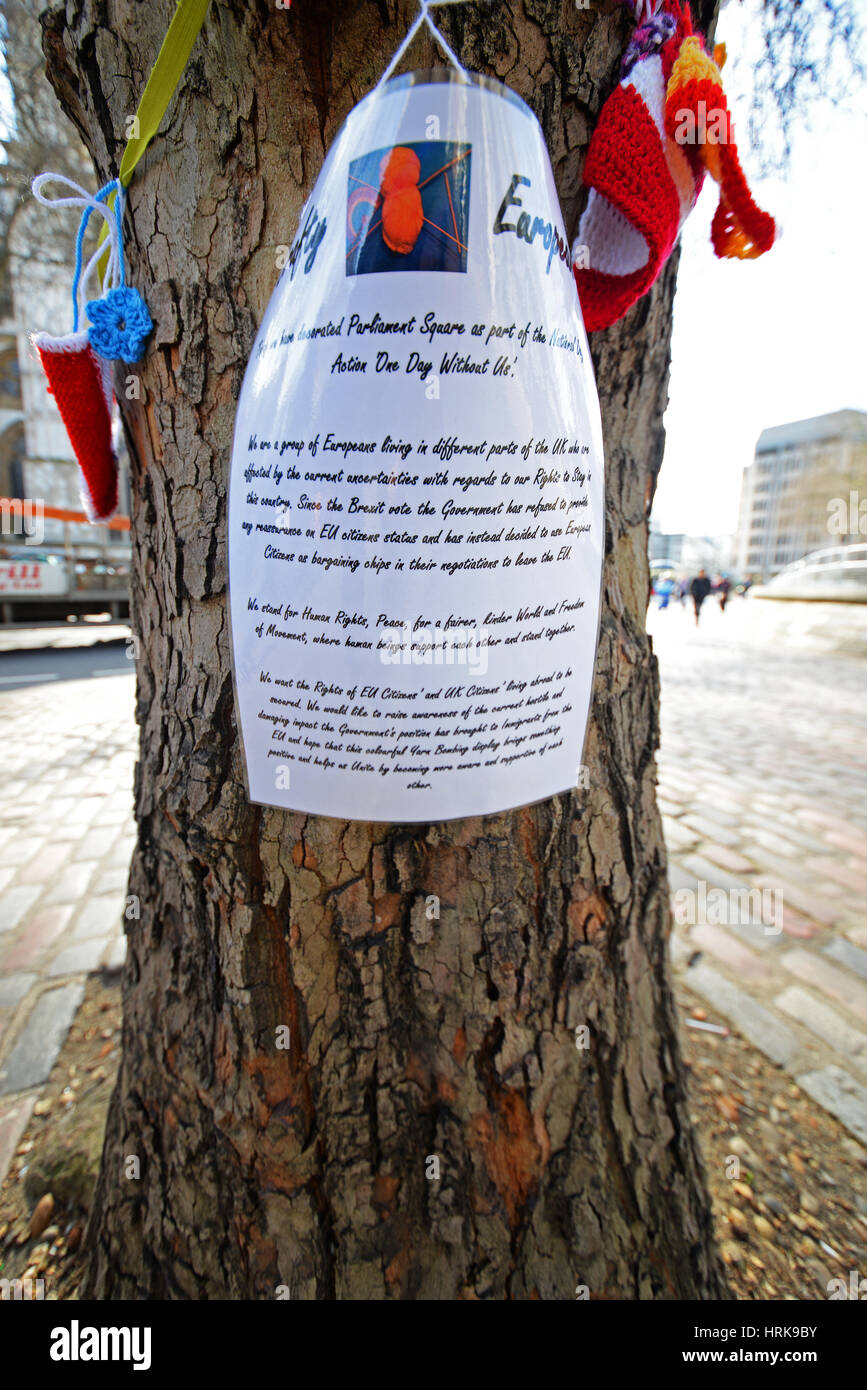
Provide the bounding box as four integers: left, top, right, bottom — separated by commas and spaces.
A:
650, 596, 867, 1148
0, 665, 136, 1181
0, 598, 865, 1185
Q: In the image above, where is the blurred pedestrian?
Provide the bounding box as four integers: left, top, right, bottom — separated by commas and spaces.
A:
678, 577, 689, 606
717, 575, 731, 612
689, 569, 711, 625
657, 576, 675, 609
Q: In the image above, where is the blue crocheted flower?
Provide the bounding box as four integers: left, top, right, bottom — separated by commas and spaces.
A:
86, 286, 152, 363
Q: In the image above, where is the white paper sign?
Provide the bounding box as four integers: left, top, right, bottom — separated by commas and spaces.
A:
228, 71, 604, 822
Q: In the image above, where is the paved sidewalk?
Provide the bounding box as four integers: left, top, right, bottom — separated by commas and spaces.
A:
0, 622, 131, 654
0, 598, 865, 1189
0, 670, 136, 1179
651, 597, 867, 1147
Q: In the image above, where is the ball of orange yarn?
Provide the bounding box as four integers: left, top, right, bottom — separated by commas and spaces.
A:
379, 147, 423, 255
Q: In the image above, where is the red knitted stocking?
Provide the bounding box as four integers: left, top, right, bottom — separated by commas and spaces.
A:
33, 331, 118, 523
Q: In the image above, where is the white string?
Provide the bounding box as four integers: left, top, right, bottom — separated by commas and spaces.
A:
633, 0, 663, 24
78, 217, 122, 305
31, 172, 124, 328
375, 0, 474, 91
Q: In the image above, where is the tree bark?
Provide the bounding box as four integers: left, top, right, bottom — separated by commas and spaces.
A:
43, 0, 728, 1299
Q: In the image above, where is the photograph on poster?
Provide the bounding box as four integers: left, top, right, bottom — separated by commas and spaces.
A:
346, 140, 471, 274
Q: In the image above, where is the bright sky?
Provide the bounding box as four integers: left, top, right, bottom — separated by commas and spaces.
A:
1, 3, 863, 546
653, 0, 867, 537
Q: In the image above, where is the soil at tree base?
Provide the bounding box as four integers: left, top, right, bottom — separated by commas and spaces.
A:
1, 977, 864, 1300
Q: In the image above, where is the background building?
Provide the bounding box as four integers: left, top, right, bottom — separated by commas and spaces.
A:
0, 264, 25, 505
0, 0, 131, 616
649, 522, 733, 575
735, 409, 867, 578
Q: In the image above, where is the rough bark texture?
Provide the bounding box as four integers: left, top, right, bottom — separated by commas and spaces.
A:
43, 0, 728, 1298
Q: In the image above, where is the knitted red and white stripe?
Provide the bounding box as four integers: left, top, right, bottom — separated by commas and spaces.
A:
574, 1, 774, 332
33, 330, 118, 523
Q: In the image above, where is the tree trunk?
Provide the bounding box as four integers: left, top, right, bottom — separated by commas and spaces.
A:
43, 0, 728, 1299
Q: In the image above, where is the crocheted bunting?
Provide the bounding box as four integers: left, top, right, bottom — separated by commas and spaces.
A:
573, 4, 774, 332
576, 74, 686, 333
664, 36, 775, 260
33, 331, 118, 523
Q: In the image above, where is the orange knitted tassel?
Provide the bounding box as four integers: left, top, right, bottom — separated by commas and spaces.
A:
665, 36, 775, 261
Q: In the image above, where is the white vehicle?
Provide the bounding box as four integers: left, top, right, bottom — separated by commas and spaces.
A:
0, 552, 68, 597
753, 543, 867, 603
0, 545, 130, 622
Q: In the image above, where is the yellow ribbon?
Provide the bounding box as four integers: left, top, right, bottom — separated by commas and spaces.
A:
96, 0, 212, 277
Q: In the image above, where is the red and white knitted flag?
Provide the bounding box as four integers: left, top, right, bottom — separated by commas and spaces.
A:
33, 331, 118, 523
574, 1, 774, 332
